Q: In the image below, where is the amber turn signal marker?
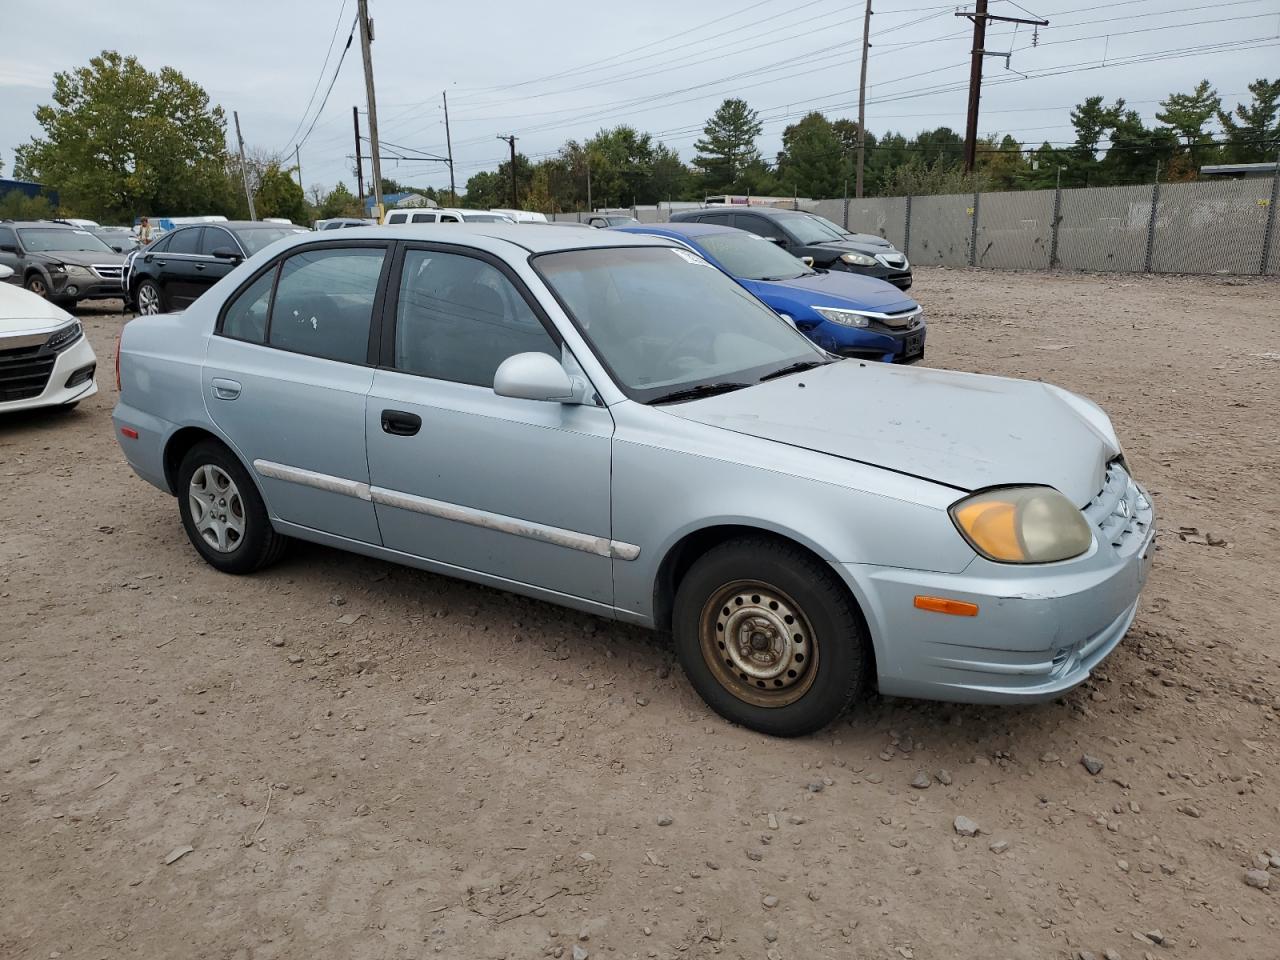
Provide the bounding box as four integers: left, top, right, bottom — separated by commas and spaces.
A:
914, 595, 979, 617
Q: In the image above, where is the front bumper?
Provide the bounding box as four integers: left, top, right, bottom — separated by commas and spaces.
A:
831, 261, 913, 290
837, 509, 1156, 704
47, 271, 125, 303
817, 320, 927, 364
0, 333, 98, 412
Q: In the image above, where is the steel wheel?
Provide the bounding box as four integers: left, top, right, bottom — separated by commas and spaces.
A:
137, 281, 161, 315
187, 464, 246, 553
699, 579, 819, 708
26, 276, 48, 298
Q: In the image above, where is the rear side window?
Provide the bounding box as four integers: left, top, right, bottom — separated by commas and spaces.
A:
387, 212, 408, 224
410, 212, 435, 223
393, 249, 557, 387
167, 228, 203, 254
221, 269, 274, 343
268, 247, 386, 363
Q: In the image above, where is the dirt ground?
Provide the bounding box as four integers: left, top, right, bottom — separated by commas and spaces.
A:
2, 267, 1278, 960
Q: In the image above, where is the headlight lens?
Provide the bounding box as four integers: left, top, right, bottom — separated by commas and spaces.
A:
950, 486, 1093, 564
65, 264, 95, 277
46, 321, 83, 352
839, 252, 877, 267
813, 306, 870, 327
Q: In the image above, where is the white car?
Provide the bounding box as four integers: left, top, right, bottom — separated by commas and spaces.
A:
382, 208, 514, 225
0, 265, 98, 412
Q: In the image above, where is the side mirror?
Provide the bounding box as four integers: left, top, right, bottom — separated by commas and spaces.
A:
111, 243, 125, 253
212, 247, 243, 263
767, 236, 787, 247
801, 256, 815, 267
0, 264, 13, 280
494, 352, 579, 403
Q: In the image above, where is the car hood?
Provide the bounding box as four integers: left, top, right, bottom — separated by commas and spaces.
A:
0, 282, 75, 334
664, 361, 1118, 507
842, 231, 893, 248
42, 250, 125, 267
812, 238, 897, 257
760, 270, 917, 312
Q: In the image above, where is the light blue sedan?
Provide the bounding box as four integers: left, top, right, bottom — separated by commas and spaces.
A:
112, 225, 1155, 736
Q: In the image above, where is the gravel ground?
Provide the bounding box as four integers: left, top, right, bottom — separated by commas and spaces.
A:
2, 268, 1278, 960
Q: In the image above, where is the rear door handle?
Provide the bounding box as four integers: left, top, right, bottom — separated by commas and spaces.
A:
194, 263, 206, 271
381, 409, 421, 437
211, 378, 241, 400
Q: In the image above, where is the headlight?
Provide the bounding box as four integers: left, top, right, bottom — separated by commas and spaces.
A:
65, 264, 95, 277
949, 486, 1093, 564
839, 252, 877, 267
46, 321, 83, 352
813, 306, 870, 327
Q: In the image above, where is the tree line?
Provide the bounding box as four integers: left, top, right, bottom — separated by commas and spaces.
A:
5, 50, 1278, 224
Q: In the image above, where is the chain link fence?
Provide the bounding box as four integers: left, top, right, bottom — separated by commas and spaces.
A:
554, 170, 1280, 277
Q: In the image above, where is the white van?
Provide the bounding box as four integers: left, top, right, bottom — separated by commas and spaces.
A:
490, 208, 548, 223
383, 208, 515, 225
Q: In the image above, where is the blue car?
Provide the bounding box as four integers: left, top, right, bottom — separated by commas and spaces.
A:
613, 222, 925, 363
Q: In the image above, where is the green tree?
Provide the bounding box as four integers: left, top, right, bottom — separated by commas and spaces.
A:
1157, 80, 1221, 149
1217, 78, 1280, 162
1063, 96, 1126, 186
1102, 110, 1177, 184
692, 98, 762, 190
881, 155, 986, 196
977, 134, 1030, 190
775, 112, 849, 199
13, 51, 234, 222
319, 181, 361, 218
254, 163, 308, 223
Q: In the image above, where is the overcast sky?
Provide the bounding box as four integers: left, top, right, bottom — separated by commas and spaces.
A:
2, 0, 1278, 201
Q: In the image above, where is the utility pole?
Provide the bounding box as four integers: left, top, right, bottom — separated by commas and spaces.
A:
295, 145, 303, 188
498, 134, 518, 208
855, 0, 872, 199
357, 0, 384, 220
956, 2, 1048, 173
233, 110, 257, 221
586, 155, 592, 212
353, 106, 365, 203
443, 91, 456, 206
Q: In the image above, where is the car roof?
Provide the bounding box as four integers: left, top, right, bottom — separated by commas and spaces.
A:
613, 222, 736, 239
681, 206, 804, 220
266, 223, 677, 256
7, 220, 77, 229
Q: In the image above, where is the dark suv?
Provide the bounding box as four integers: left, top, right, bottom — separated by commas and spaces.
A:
670, 206, 912, 289
126, 221, 306, 314
0, 220, 127, 307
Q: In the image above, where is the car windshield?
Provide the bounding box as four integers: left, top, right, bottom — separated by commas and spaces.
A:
697, 232, 812, 281
781, 215, 847, 245
807, 214, 852, 236
236, 227, 308, 255
535, 246, 825, 403
17, 228, 114, 253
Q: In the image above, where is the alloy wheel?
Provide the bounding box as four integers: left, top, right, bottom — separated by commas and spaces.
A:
137, 283, 160, 315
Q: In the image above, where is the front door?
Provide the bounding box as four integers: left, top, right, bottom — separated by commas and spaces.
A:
202, 242, 391, 544
364, 244, 616, 605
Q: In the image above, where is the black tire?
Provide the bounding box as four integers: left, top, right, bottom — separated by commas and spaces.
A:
135, 278, 165, 315
25, 274, 49, 299
673, 536, 870, 737
176, 439, 287, 574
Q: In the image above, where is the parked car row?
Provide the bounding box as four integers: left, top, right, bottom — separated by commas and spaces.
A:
110, 223, 1155, 737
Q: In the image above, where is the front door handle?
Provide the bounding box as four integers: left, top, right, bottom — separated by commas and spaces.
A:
211, 378, 241, 400
194, 263, 206, 271
381, 409, 421, 437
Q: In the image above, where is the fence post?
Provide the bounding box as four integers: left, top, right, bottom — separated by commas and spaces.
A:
1143, 167, 1161, 274
969, 189, 980, 268
843, 180, 850, 231
1049, 183, 1062, 270
903, 195, 912, 260
1259, 151, 1280, 275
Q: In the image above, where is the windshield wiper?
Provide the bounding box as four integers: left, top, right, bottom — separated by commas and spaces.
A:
648, 382, 751, 405
756, 274, 803, 282
758, 359, 830, 382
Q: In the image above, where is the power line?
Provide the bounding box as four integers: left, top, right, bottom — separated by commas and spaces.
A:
292, 16, 358, 155
279, 0, 349, 153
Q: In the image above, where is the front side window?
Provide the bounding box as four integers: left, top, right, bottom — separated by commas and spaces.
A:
782, 215, 845, 245
148, 233, 173, 253
221, 268, 274, 343
536, 246, 822, 403
698, 232, 811, 282
14, 227, 114, 254
268, 247, 386, 363
394, 249, 558, 387
0, 226, 17, 249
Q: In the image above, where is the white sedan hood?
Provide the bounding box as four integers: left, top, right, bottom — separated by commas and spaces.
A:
665, 360, 1119, 508
0, 282, 75, 335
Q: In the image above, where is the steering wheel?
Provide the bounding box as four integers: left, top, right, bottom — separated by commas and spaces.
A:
657, 324, 717, 370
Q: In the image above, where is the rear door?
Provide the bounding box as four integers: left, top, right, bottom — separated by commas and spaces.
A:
364, 243, 616, 605
202, 240, 391, 543
0, 226, 19, 283
156, 227, 205, 306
